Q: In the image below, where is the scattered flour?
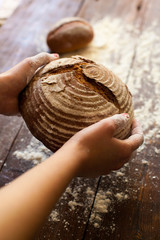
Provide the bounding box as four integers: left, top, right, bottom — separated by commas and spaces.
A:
90, 190, 112, 227
68, 200, 83, 211
115, 193, 129, 201
13, 16, 160, 234
116, 171, 125, 177
141, 159, 149, 165
89, 169, 130, 229
13, 136, 52, 165
0, 0, 20, 25
48, 210, 60, 222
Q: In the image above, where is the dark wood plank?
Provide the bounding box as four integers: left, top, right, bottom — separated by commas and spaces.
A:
0, 0, 99, 239
0, 122, 99, 239
0, 0, 84, 72
0, 0, 84, 166
125, 1, 160, 238
1, 0, 160, 239
0, 0, 83, 168
0, 0, 82, 169
0, 120, 100, 239
36, 177, 99, 240
78, 0, 145, 22
0, 122, 33, 186
0, 116, 23, 169
84, 0, 160, 239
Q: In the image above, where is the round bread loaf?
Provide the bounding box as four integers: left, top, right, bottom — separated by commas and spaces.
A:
19, 56, 134, 152
47, 17, 94, 53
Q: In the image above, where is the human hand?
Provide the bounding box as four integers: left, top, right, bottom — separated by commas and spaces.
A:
64, 114, 144, 177
0, 52, 59, 115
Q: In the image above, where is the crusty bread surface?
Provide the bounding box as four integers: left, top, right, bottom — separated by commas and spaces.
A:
19, 56, 134, 152
47, 17, 94, 53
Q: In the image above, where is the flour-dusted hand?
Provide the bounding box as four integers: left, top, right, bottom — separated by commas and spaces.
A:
63, 113, 144, 177
0, 52, 59, 115
0, 113, 143, 239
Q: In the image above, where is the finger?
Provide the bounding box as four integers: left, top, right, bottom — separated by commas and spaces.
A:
25, 52, 59, 84
101, 113, 130, 137
124, 119, 144, 151
7, 52, 59, 92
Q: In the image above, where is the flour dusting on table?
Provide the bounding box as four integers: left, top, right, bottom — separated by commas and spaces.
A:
14, 16, 160, 233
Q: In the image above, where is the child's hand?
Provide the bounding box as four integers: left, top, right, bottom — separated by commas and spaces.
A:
64, 114, 144, 177
0, 52, 59, 115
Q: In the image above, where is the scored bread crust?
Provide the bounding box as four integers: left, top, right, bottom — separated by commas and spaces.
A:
19, 56, 134, 152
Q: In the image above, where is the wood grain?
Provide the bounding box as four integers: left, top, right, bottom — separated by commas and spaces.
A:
0, 0, 99, 239
0, 0, 160, 239
0, 115, 23, 170
84, 0, 160, 239
0, 0, 84, 72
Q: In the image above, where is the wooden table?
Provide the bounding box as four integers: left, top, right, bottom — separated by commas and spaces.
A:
0, 0, 160, 239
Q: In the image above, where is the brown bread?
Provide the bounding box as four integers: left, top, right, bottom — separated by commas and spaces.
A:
47, 17, 94, 53
19, 56, 134, 152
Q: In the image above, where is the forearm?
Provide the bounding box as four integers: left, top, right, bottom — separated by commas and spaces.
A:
0, 142, 81, 240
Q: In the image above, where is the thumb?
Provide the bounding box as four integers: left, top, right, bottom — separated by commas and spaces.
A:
25, 52, 59, 84
7, 52, 59, 93
105, 113, 130, 137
